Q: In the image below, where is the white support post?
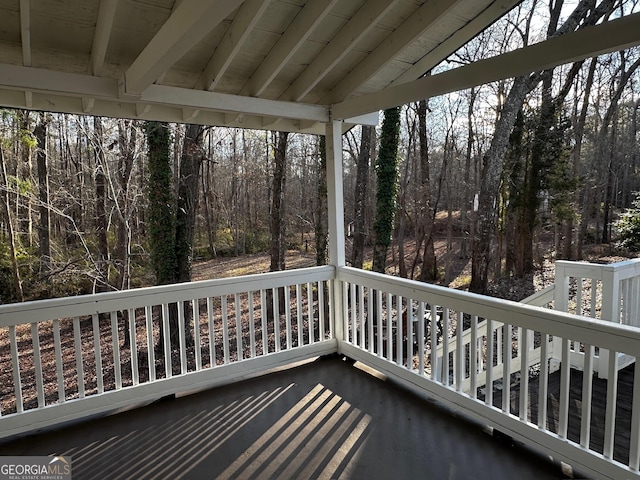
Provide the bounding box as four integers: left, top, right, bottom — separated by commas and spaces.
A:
598, 267, 620, 379
326, 119, 345, 346
550, 263, 570, 373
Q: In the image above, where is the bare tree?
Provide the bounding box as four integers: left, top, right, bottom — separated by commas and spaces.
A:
34, 114, 51, 274
351, 125, 373, 269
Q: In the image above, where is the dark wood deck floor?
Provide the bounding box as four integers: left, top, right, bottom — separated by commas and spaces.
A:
0, 356, 567, 480
486, 364, 635, 466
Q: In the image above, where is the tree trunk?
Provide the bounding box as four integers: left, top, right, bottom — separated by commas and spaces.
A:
18, 111, 33, 247
372, 107, 401, 274
315, 135, 328, 266
460, 88, 476, 259
269, 131, 288, 316
270, 131, 288, 273
114, 120, 136, 291
175, 123, 204, 283
351, 125, 373, 269
34, 117, 51, 274
574, 58, 597, 259
145, 121, 175, 285
416, 99, 437, 282
471, 75, 532, 293
93, 117, 109, 292
0, 147, 24, 302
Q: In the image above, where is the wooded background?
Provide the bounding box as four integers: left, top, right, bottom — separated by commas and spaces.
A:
0, 0, 639, 303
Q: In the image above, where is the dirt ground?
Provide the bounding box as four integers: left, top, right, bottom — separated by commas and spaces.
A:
2, 226, 638, 416
191, 237, 638, 303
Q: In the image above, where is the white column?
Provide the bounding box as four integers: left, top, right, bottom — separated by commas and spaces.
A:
326, 120, 345, 345
326, 119, 345, 267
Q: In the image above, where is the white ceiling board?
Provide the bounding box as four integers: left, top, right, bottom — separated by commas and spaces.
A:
391, 0, 523, 86
240, 0, 339, 97
320, 0, 461, 104
200, 0, 271, 91
281, 0, 401, 102
123, 0, 243, 95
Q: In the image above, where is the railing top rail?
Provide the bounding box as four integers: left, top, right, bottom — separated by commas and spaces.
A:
338, 266, 640, 356
521, 284, 555, 306
555, 258, 640, 280
0, 266, 335, 327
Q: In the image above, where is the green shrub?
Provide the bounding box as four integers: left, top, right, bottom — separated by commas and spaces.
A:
615, 192, 640, 252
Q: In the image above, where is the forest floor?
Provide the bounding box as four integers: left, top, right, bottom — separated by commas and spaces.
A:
2, 217, 639, 416
192, 210, 639, 303
192, 240, 637, 302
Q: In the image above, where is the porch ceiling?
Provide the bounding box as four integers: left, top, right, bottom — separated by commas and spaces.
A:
0, 1, 638, 133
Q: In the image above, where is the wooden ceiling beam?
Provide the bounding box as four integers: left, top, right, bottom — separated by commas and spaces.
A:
123, 0, 243, 96
91, 0, 118, 76
321, 0, 460, 104
19, 0, 31, 67
282, 0, 401, 102
390, 0, 522, 86
201, 0, 271, 91
241, 0, 338, 97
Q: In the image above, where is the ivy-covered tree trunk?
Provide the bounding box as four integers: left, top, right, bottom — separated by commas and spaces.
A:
504, 110, 527, 277
470, 0, 616, 294
471, 75, 532, 294
145, 121, 176, 285
144, 121, 180, 356
372, 107, 401, 274
315, 135, 328, 266
351, 125, 373, 269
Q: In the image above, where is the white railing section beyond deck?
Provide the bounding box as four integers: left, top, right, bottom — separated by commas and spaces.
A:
554, 259, 640, 377
337, 266, 640, 480
0, 266, 335, 440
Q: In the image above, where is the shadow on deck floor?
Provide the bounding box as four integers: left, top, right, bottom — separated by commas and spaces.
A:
0, 356, 567, 480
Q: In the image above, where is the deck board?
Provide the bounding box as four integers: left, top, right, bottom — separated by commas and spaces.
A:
0, 357, 567, 480
485, 364, 635, 465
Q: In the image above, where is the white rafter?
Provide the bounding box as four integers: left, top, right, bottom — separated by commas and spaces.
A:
321, 0, 459, 104
200, 0, 270, 91
123, 0, 244, 96
19, 0, 31, 67
91, 0, 118, 76
390, 0, 522, 87
281, 0, 401, 102
142, 84, 328, 122
332, 12, 640, 120
240, 0, 339, 97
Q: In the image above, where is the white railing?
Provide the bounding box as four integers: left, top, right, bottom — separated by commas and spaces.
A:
554, 258, 640, 377
0, 266, 335, 440
337, 266, 640, 480
1, 260, 639, 479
